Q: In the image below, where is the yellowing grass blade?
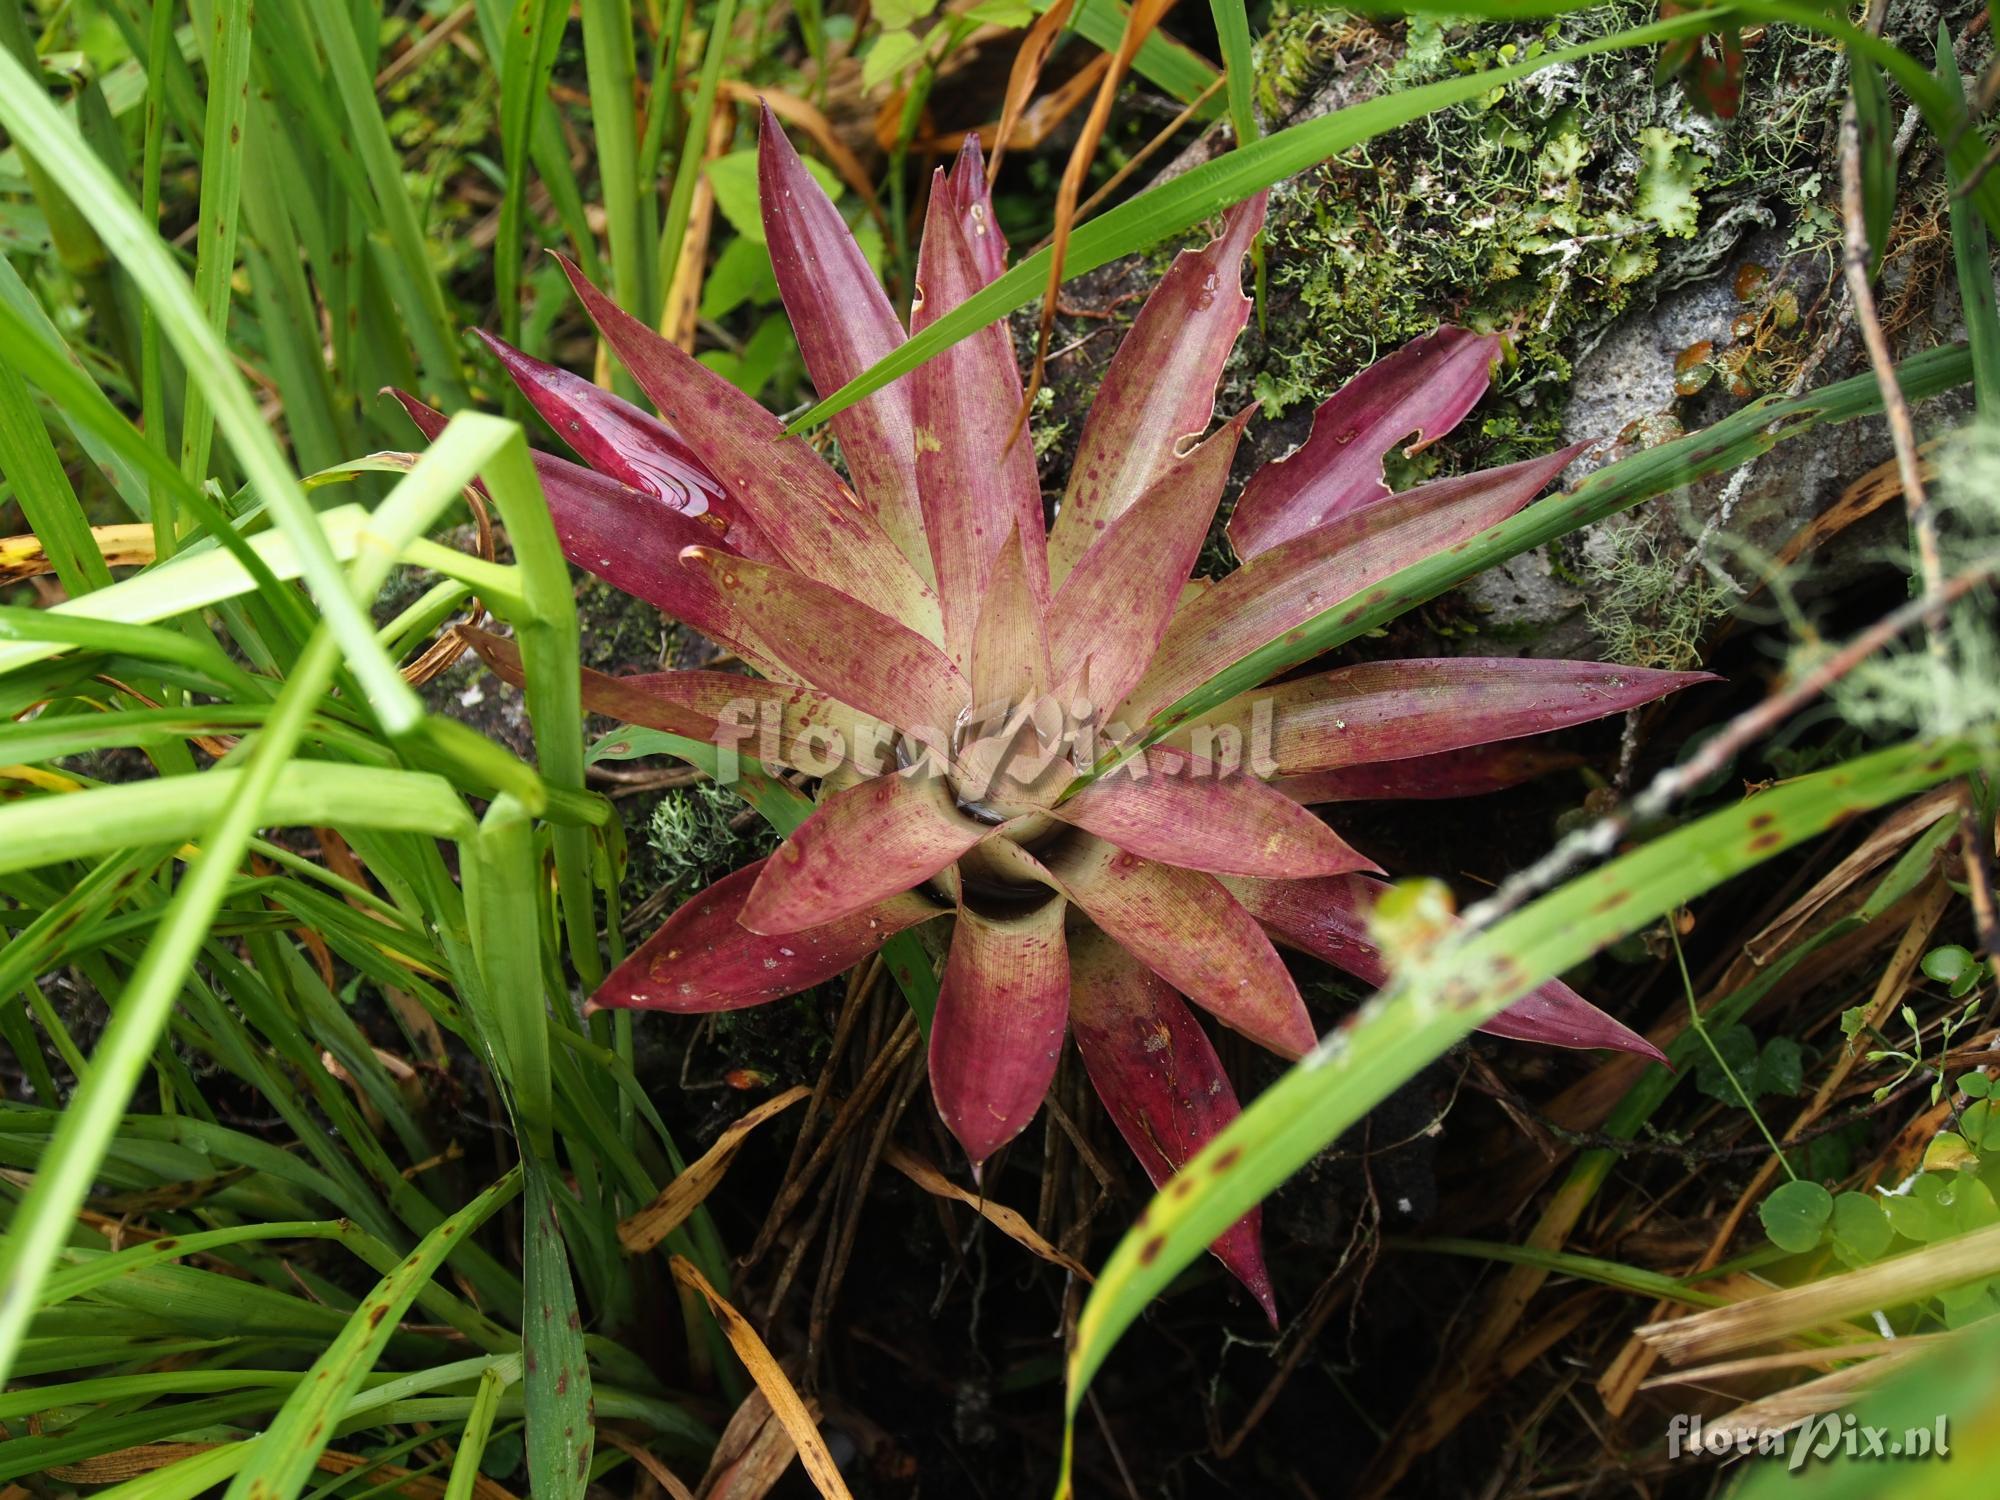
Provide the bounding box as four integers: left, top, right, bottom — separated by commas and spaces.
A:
620, 1087, 810, 1254
669, 1255, 855, 1500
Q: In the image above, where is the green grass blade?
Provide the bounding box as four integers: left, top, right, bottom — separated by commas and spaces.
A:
177, 0, 254, 487
581, 0, 650, 332
0, 414, 545, 1382
216, 1168, 522, 1500
1850, 51, 1895, 279
1040, 0, 1221, 110
1938, 24, 2000, 420
465, 794, 556, 1153
1056, 731, 1998, 1492
0, 44, 422, 727
523, 1155, 594, 1500
0, 357, 114, 596
0, 763, 476, 875
1208, 0, 1256, 148
0, 255, 151, 520
0, 504, 368, 678
136, 0, 180, 550
491, 0, 574, 350
299, 1, 467, 407
0, 285, 301, 612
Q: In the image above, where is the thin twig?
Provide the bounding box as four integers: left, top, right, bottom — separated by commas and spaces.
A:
1840, 98, 2000, 961
1456, 555, 2000, 937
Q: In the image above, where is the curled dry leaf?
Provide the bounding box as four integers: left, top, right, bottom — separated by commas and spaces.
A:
883, 1145, 1094, 1281
619, 1086, 811, 1254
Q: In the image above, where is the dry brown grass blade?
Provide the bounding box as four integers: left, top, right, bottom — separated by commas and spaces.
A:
715, 80, 885, 229
697, 1386, 817, 1500
599, 1428, 700, 1500
375, 0, 478, 91
1768, 449, 1940, 580
1690, 1340, 1938, 1439
1745, 787, 1956, 963
1014, 0, 1177, 446
1, 523, 155, 583
662, 103, 738, 352
620, 1085, 811, 1253
1638, 1223, 2000, 1365
896, 53, 1111, 159
882, 1144, 1095, 1280
1639, 1333, 1944, 1390
989, 0, 1077, 180
668, 1255, 855, 1500
1062, 72, 1227, 233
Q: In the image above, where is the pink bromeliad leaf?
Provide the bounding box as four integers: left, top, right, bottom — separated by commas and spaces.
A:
911, 160, 1047, 667
1046, 193, 1266, 586
1227, 326, 1505, 560
1068, 928, 1276, 1321
677, 547, 968, 755
554, 254, 942, 639
1055, 748, 1379, 880
461, 627, 891, 778
386, 391, 773, 667
740, 769, 989, 935
1198, 658, 1718, 777
1125, 444, 1589, 724
930, 898, 1069, 1169
1045, 837, 1316, 1060
1275, 743, 1586, 804
1046, 409, 1252, 715
970, 523, 1050, 710
1226, 873, 1666, 1063
939, 135, 1006, 286
593, 860, 944, 1013
757, 105, 929, 582
472, 329, 780, 559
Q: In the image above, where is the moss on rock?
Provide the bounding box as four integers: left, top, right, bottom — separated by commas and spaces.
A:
1241, 2, 1845, 475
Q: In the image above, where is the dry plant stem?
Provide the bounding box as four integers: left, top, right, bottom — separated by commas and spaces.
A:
810, 1053, 926, 1364
1015, 0, 1173, 443
1036, 1072, 1066, 1239
597, 1428, 700, 1500
763, 1145, 849, 1333
1061, 75, 1230, 235
1459, 556, 2000, 940
1841, 98, 2000, 960
989, 0, 1077, 182
744, 1013, 920, 1268
771, 957, 880, 1213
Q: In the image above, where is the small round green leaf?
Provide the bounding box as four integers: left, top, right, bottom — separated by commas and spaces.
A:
1831, 1190, 1893, 1260
1760, 1180, 1834, 1253
1922, 944, 1974, 987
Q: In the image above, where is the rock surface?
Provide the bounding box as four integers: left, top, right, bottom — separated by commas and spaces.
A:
1039, 3, 1987, 666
